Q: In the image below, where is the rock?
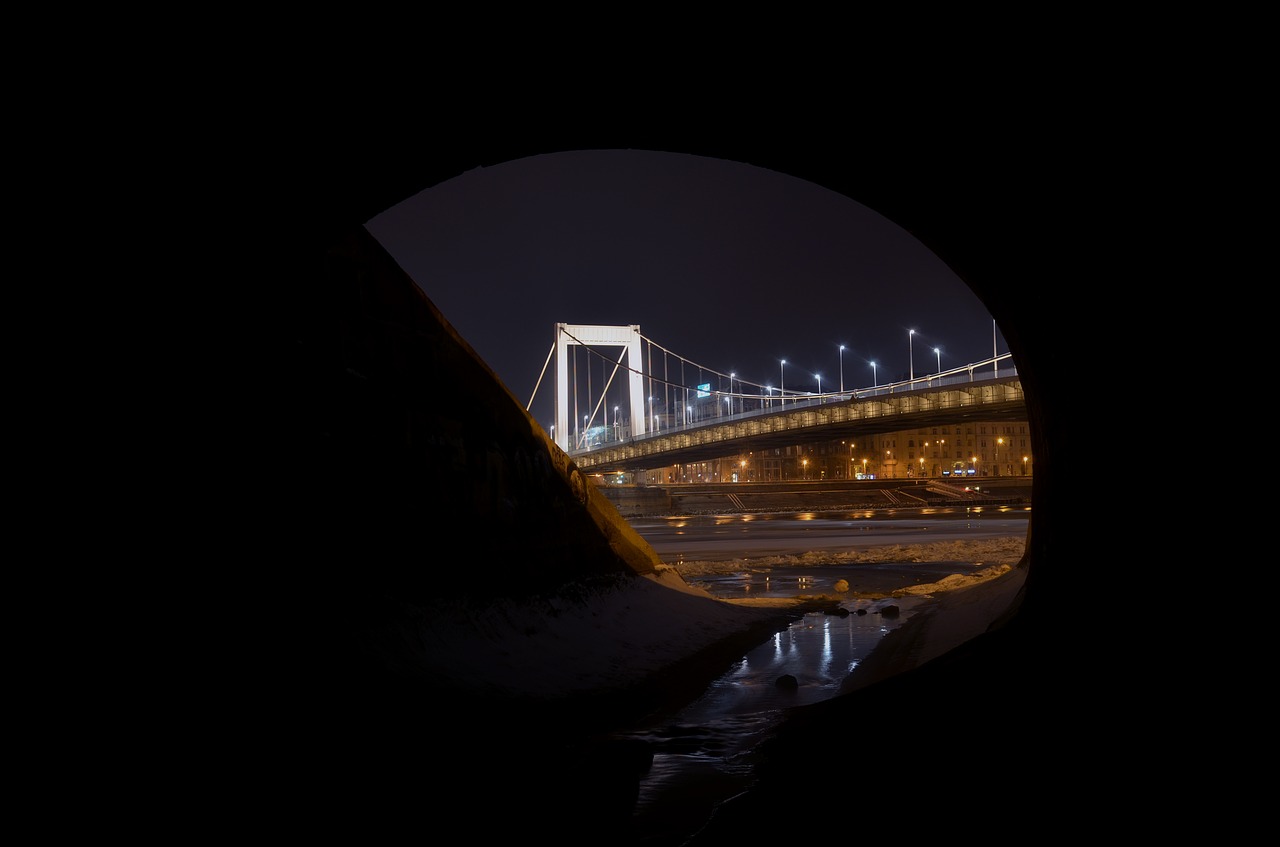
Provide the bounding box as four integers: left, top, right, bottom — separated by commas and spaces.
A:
833, 579, 850, 592
879, 604, 900, 618
775, 674, 799, 690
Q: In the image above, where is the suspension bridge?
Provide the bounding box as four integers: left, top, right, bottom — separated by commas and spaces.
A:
528, 323, 1025, 473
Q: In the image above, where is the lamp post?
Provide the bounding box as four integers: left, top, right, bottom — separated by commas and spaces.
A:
648, 396, 654, 433
1023, 455, 1028, 476
729, 372, 736, 415
909, 329, 916, 381
815, 373, 822, 398
780, 359, 787, 405
686, 405, 691, 426
839, 345, 845, 393
997, 437, 1004, 476
870, 360, 877, 387
614, 406, 619, 440
802, 458, 808, 480
766, 385, 772, 409
934, 347, 941, 375
862, 458, 868, 477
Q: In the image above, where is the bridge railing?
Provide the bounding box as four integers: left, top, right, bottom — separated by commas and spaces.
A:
568, 354, 1017, 455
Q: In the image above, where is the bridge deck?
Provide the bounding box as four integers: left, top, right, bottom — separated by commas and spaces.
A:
572, 376, 1025, 473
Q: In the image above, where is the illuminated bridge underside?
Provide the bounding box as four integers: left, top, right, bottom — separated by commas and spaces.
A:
573, 377, 1025, 473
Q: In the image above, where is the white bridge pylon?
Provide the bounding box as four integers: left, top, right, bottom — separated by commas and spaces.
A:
554, 323, 647, 453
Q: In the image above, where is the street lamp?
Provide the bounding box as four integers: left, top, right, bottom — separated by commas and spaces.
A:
730, 372, 736, 415
765, 385, 772, 409
934, 347, 941, 375
686, 405, 691, 425
648, 396, 654, 432
802, 458, 808, 479
870, 360, 877, 387
780, 359, 786, 405
909, 329, 916, 381
997, 437, 1004, 476
815, 373, 822, 396
839, 345, 845, 393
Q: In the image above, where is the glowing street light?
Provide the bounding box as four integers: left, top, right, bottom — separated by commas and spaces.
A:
909, 329, 916, 381
838, 345, 845, 393
780, 359, 787, 405
870, 360, 877, 387
815, 373, 822, 396
934, 347, 941, 375
729, 372, 736, 415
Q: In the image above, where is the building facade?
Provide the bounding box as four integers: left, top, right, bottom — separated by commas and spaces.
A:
633, 419, 1034, 485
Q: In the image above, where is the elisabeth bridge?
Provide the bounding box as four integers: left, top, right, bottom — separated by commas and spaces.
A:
532, 323, 1027, 475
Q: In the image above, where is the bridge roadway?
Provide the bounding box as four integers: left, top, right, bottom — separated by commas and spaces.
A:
570, 374, 1025, 473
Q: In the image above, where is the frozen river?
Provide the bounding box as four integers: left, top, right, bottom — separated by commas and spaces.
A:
613, 506, 1029, 843
630, 504, 1029, 564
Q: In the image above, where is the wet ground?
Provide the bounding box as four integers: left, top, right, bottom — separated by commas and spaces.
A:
610, 591, 929, 845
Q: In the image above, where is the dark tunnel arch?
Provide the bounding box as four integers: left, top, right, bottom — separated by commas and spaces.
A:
239, 129, 1120, 842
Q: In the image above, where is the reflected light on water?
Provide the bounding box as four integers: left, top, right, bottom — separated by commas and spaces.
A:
821, 618, 833, 676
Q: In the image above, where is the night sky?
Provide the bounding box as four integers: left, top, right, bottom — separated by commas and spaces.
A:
366, 149, 1007, 434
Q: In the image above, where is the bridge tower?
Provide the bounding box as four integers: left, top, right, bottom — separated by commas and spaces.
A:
555, 323, 646, 452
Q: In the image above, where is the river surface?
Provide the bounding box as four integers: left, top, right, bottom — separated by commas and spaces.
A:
629, 505, 1029, 572
610, 506, 1028, 844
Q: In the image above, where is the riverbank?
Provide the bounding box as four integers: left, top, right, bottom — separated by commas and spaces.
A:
598, 477, 1033, 518
312, 536, 1029, 845
674, 534, 1026, 600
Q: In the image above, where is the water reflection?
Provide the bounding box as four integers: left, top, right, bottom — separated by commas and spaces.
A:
618, 598, 923, 843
